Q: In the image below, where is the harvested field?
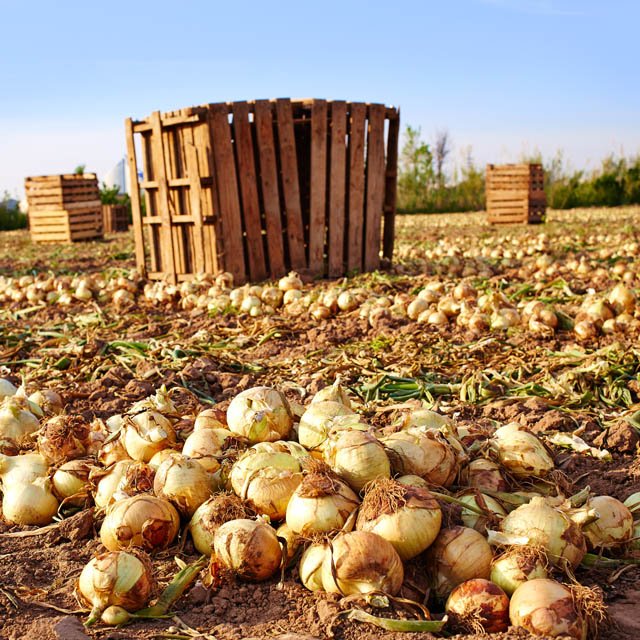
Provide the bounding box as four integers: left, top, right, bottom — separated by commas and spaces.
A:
1, 206, 640, 640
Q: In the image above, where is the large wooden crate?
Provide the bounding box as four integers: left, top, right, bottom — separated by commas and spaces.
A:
102, 204, 129, 232
486, 163, 546, 224
25, 174, 103, 242
125, 98, 400, 284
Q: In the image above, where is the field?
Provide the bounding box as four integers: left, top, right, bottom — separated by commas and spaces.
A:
1, 206, 640, 640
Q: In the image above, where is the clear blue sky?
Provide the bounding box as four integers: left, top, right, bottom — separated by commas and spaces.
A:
1, 0, 638, 198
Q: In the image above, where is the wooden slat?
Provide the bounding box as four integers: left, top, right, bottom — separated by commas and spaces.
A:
327, 100, 347, 278
382, 108, 399, 261
363, 104, 386, 272
163, 126, 185, 276
184, 138, 206, 273
308, 99, 327, 275
254, 99, 286, 277
208, 102, 246, 283
347, 103, 366, 272
150, 111, 177, 282
275, 98, 307, 271
232, 101, 268, 281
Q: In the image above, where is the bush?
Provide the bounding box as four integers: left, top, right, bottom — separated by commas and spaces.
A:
0, 202, 27, 231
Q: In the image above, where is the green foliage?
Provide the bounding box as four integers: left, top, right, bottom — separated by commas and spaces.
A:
100, 182, 132, 222
0, 191, 27, 230
74, 164, 86, 175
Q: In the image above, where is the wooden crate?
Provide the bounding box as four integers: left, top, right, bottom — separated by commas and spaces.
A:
28, 206, 103, 243
102, 204, 129, 232
25, 174, 103, 242
486, 164, 546, 224
125, 98, 400, 284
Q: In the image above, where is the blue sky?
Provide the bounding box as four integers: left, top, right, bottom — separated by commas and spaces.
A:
1, 0, 638, 197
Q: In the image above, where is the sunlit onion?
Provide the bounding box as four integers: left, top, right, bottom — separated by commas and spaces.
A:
227, 387, 293, 444
582, 495, 633, 549
446, 579, 509, 633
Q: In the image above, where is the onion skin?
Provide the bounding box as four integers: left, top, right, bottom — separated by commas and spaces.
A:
37, 414, 91, 465
509, 579, 585, 640
446, 579, 509, 633
492, 423, 554, 478
465, 458, 507, 492
227, 387, 293, 444
582, 495, 633, 549
427, 526, 493, 598
2, 477, 58, 525
490, 550, 548, 596
298, 543, 328, 591
100, 495, 180, 552
213, 518, 282, 581
321, 531, 404, 596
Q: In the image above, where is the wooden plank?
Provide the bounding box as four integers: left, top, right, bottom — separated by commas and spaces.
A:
254, 99, 286, 277
208, 102, 246, 283
347, 103, 366, 272
308, 99, 327, 275
327, 100, 347, 278
382, 109, 399, 261
150, 111, 177, 282
163, 126, 184, 276
275, 98, 307, 271
184, 137, 206, 273
232, 101, 268, 281
125, 118, 147, 275
363, 104, 386, 272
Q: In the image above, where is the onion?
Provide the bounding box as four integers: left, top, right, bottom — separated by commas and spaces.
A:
148, 448, 182, 470
76, 551, 153, 626
286, 462, 359, 535
311, 377, 352, 408
499, 497, 586, 569
0, 378, 17, 399
279, 271, 303, 291
100, 495, 180, 552
381, 429, 457, 486
227, 387, 293, 443
297, 400, 357, 451
0, 397, 39, 445
445, 579, 509, 633
52, 459, 95, 505
213, 518, 282, 581
275, 522, 301, 567
407, 298, 430, 320
465, 458, 507, 492
122, 411, 177, 462
38, 414, 91, 464
459, 491, 507, 533
490, 547, 548, 596
0, 452, 47, 488
509, 579, 585, 640
356, 478, 441, 560
154, 454, 214, 517
230, 449, 302, 520
492, 423, 554, 478
93, 460, 134, 508
427, 526, 493, 598
321, 531, 403, 595
193, 408, 228, 431
396, 474, 429, 488
181, 428, 229, 473
261, 286, 284, 308
189, 492, 249, 556
337, 291, 357, 312
2, 476, 59, 525
298, 542, 328, 591
582, 495, 633, 549
28, 389, 63, 415
402, 408, 452, 431
324, 430, 390, 492
623, 491, 640, 515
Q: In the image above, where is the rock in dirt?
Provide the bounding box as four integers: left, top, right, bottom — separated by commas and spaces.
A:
593, 419, 639, 454
46, 509, 94, 544
54, 616, 90, 640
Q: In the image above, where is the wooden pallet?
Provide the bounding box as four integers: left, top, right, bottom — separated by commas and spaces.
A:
28, 207, 103, 243
486, 164, 546, 224
102, 204, 129, 232
25, 174, 100, 208
125, 98, 400, 284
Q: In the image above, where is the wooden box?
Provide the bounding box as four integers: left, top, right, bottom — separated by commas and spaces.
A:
25, 174, 103, 242
102, 204, 129, 232
486, 163, 546, 224
125, 98, 400, 284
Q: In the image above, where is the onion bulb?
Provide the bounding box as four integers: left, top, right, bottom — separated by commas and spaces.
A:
492, 423, 554, 478
28, 389, 63, 415
38, 414, 91, 465
2, 476, 58, 525
297, 400, 356, 451
356, 478, 441, 560
153, 454, 215, 517
189, 492, 249, 556
459, 491, 506, 533
52, 459, 95, 504
446, 579, 509, 633
285, 461, 359, 535
76, 551, 153, 626
324, 430, 390, 492
213, 518, 282, 581
427, 526, 493, 598
0, 378, 17, 399
193, 407, 228, 431
0, 397, 39, 445
582, 495, 633, 549
182, 428, 230, 473
230, 449, 302, 520
499, 497, 586, 569
122, 411, 177, 462
100, 495, 180, 552
0, 452, 47, 488
311, 377, 352, 408
275, 522, 301, 567
608, 283, 635, 314
299, 543, 328, 592
278, 271, 303, 291
320, 531, 403, 595
509, 579, 585, 640
465, 458, 507, 492
490, 547, 548, 596
227, 387, 293, 444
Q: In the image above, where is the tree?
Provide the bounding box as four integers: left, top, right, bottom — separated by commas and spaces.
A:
434, 129, 451, 187
74, 164, 86, 175
398, 125, 433, 211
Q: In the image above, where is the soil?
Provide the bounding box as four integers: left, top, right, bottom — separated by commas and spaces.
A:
3, 211, 640, 640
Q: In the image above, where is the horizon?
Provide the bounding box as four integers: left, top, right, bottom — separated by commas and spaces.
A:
2, 0, 638, 199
